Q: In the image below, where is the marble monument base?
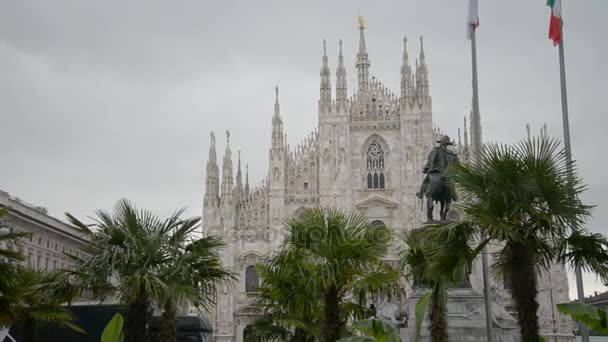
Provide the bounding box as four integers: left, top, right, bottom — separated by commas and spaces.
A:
400, 287, 520, 342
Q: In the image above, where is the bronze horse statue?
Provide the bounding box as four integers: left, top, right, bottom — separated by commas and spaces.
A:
423, 171, 453, 222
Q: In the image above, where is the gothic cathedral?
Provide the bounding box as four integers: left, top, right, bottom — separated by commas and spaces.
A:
201, 20, 572, 342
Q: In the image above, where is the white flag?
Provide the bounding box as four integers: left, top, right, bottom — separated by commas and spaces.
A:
467, 0, 480, 40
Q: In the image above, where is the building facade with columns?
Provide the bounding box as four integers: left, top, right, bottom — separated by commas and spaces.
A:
0, 190, 88, 271
201, 21, 573, 342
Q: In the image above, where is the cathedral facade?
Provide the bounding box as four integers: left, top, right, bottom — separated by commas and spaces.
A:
201, 21, 572, 342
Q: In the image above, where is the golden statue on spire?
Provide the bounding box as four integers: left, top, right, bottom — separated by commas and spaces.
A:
358, 15, 366, 29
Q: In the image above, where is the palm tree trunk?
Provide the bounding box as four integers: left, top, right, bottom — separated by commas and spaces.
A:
509, 242, 540, 342
22, 317, 34, 342
124, 291, 151, 342
160, 301, 177, 342
321, 285, 342, 342
429, 286, 449, 342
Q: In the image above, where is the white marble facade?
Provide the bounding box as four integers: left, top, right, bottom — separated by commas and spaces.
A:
201, 21, 572, 342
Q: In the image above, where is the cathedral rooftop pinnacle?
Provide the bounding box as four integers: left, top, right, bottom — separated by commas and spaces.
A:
403, 36, 409, 64
274, 85, 280, 117
419, 36, 426, 64
338, 38, 344, 65
208, 131, 217, 163
322, 39, 328, 66
358, 16, 367, 54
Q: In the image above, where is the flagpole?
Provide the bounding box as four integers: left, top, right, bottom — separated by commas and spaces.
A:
557, 19, 589, 342
470, 26, 493, 342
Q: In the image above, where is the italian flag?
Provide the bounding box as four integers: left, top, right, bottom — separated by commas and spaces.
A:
467, 0, 480, 40
547, 0, 562, 46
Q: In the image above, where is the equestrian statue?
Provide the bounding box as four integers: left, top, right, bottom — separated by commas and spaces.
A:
416, 135, 459, 222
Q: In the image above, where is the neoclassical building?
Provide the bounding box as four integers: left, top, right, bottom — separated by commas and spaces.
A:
0, 189, 88, 271
201, 20, 572, 342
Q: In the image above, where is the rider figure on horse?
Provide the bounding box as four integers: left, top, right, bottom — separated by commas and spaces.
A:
417, 135, 460, 221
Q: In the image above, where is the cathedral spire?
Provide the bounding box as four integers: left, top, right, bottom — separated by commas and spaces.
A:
236, 150, 243, 193
336, 38, 348, 111
356, 16, 370, 92
415, 36, 430, 99
419, 35, 426, 64
319, 39, 332, 110
274, 85, 280, 118
221, 130, 233, 199
244, 164, 250, 195
400, 36, 414, 100
272, 86, 285, 150
204, 131, 220, 208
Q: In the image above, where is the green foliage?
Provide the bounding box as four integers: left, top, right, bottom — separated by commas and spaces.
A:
414, 292, 431, 342
101, 313, 124, 342
251, 208, 401, 342
0, 268, 83, 334
66, 199, 234, 342
337, 319, 400, 342
399, 228, 468, 342
428, 137, 608, 341
557, 303, 608, 334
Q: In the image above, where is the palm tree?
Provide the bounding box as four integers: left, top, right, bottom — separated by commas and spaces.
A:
4, 268, 82, 342
285, 208, 402, 342
442, 137, 608, 342
66, 199, 176, 342
399, 226, 476, 342
67, 199, 234, 342
157, 211, 235, 342
251, 248, 321, 342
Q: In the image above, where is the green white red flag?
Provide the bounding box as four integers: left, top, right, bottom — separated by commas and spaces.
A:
547, 0, 562, 46
467, 0, 479, 40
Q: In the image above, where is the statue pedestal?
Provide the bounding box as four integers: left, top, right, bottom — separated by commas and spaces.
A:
400, 287, 520, 342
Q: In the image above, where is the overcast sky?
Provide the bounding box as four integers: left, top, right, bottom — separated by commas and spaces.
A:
1, 1, 606, 298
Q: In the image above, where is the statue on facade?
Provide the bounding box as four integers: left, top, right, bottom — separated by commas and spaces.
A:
376, 302, 408, 329
416, 135, 459, 222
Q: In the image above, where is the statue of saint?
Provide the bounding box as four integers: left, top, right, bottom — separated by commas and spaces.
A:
417, 135, 459, 222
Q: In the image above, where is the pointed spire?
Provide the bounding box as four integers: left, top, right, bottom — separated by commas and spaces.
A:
319, 39, 332, 110
358, 16, 367, 52
204, 131, 220, 206
209, 131, 217, 163
274, 85, 280, 117
415, 36, 430, 99
322, 39, 328, 66
236, 150, 243, 192
356, 16, 370, 92
338, 38, 344, 66
272, 86, 285, 150
221, 130, 233, 199
526, 123, 531, 140
419, 36, 426, 64
245, 164, 250, 195
403, 36, 409, 64
401, 36, 413, 100
336, 38, 348, 111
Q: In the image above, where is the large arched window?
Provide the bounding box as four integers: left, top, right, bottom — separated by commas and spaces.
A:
245, 265, 259, 293
366, 142, 385, 189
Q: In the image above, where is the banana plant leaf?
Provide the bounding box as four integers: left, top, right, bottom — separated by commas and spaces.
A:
101, 313, 124, 342
557, 303, 608, 334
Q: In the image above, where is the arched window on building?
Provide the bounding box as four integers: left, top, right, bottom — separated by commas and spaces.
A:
370, 220, 386, 229
245, 265, 259, 293
367, 142, 385, 189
